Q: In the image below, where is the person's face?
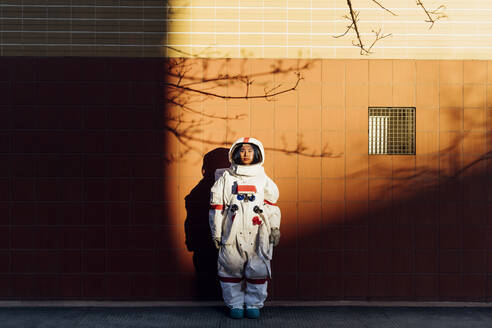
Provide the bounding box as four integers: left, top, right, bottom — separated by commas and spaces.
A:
239, 144, 254, 165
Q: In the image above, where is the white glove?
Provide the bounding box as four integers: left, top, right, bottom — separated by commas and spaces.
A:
269, 228, 281, 247
213, 237, 221, 249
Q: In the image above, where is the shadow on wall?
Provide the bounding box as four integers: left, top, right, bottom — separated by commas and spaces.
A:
265, 79, 492, 302
184, 147, 229, 300
176, 59, 492, 302
282, 148, 492, 302
2, 57, 176, 300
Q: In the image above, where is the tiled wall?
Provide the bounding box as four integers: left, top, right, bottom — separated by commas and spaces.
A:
3, 1, 492, 60
176, 58, 492, 301
166, 0, 492, 59
0, 1, 167, 57
0, 57, 182, 299
2, 57, 492, 301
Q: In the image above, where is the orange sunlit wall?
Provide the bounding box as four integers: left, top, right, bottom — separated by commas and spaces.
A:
175, 58, 492, 301
2, 0, 492, 302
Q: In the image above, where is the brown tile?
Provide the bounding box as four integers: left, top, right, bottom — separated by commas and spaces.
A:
415, 228, 438, 251
462, 155, 487, 179
464, 61, 487, 84
393, 156, 416, 178
345, 201, 369, 224
298, 82, 322, 109
344, 253, 368, 274
369, 274, 392, 297
298, 202, 322, 226
279, 202, 298, 226
273, 152, 297, 178
345, 226, 368, 250
322, 60, 345, 84
440, 60, 463, 84
275, 59, 306, 83
439, 109, 463, 131
369, 60, 392, 84
322, 202, 345, 226
347, 109, 368, 131
463, 171, 487, 202
344, 274, 368, 298
301, 59, 322, 82
298, 273, 321, 299
464, 108, 486, 131
462, 275, 486, 299
346, 60, 368, 84
393, 60, 416, 84
322, 179, 345, 201
275, 178, 297, 202
272, 273, 298, 299
275, 106, 297, 131
322, 131, 345, 156
347, 131, 368, 155
299, 155, 322, 178
369, 84, 392, 107
346, 84, 368, 110
392, 178, 418, 201
439, 131, 464, 155
299, 108, 322, 131
202, 59, 227, 79
393, 84, 416, 107
416, 109, 438, 131
275, 89, 298, 108
440, 85, 463, 110
416, 132, 439, 155
322, 108, 345, 131
488, 61, 492, 84
227, 109, 250, 135
368, 155, 391, 178
416, 83, 439, 110
368, 179, 392, 201
251, 105, 275, 130
301, 130, 322, 151
463, 131, 486, 155
322, 83, 345, 110
248, 59, 276, 76
415, 275, 438, 298
487, 111, 492, 130
322, 156, 345, 178
298, 178, 321, 202
464, 84, 486, 109
346, 154, 369, 178
416, 61, 439, 85
439, 155, 464, 177
346, 179, 368, 201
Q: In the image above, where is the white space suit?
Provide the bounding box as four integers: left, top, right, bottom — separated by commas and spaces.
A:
209, 137, 281, 309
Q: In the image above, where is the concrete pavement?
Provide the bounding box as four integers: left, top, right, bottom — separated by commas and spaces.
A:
0, 303, 492, 327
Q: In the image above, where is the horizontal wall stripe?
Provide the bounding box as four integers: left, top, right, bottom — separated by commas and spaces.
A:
167, 44, 492, 49
2, 1, 492, 58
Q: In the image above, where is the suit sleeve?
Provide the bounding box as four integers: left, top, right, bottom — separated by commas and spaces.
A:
264, 176, 281, 229
209, 174, 226, 239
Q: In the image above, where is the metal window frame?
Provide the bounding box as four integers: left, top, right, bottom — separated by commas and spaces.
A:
368, 107, 416, 155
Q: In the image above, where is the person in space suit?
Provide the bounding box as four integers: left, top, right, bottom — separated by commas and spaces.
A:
209, 137, 281, 319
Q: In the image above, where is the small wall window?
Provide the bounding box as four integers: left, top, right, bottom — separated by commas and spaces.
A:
368, 107, 415, 155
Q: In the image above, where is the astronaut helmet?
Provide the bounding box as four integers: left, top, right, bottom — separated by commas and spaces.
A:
229, 137, 265, 166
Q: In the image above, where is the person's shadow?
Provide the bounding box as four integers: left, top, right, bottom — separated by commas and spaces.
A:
184, 148, 230, 299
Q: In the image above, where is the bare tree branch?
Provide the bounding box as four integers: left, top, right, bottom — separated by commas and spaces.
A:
164, 58, 324, 158
371, 0, 397, 16
337, 0, 392, 55
335, 0, 445, 54
165, 72, 302, 100
415, 0, 447, 29
363, 28, 392, 54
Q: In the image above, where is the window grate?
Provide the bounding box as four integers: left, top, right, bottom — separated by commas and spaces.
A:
368, 107, 415, 155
